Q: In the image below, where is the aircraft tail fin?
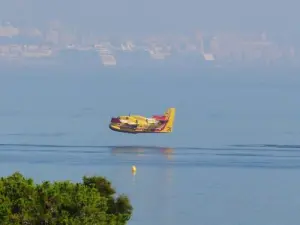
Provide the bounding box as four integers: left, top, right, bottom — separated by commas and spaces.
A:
161, 108, 176, 133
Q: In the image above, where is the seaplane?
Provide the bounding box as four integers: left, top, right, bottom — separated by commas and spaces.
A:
109, 108, 176, 134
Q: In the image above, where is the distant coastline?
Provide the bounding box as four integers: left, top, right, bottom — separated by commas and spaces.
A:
1, 60, 299, 77
1, 47, 299, 73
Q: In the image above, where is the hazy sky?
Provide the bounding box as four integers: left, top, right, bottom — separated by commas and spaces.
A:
0, 0, 298, 34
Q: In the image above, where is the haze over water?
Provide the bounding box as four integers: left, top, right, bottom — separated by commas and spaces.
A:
0, 68, 300, 225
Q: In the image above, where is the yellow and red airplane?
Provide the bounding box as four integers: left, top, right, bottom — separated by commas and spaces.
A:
109, 108, 176, 134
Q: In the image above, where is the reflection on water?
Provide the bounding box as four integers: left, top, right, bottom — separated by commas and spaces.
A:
111, 146, 174, 160
163, 148, 173, 160
111, 147, 145, 156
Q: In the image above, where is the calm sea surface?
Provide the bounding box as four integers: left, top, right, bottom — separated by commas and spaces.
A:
0, 68, 300, 225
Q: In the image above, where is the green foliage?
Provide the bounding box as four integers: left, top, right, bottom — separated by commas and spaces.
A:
0, 172, 133, 225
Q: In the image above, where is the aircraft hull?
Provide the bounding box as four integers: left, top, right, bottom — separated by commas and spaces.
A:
109, 124, 169, 134
109, 108, 175, 134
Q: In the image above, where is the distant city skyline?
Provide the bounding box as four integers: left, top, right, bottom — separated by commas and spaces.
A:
0, 17, 298, 69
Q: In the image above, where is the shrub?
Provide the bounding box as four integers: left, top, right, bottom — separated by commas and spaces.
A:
0, 172, 133, 225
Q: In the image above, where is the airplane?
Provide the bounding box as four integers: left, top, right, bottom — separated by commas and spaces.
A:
109, 108, 176, 134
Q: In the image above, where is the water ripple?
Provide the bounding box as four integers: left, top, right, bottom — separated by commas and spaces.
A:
0, 143, 299, 169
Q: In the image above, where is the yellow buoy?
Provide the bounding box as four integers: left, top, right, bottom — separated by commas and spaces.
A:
131, 165, 136, 173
